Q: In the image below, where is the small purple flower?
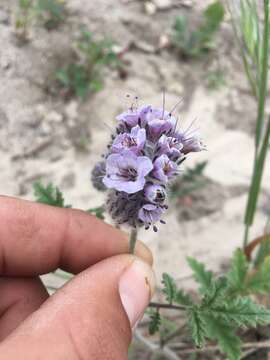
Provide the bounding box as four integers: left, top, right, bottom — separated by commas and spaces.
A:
157, 134, 183, 160
146, 108, 177, 142
103, 150, 153, 194
116, 105, 151, 128
138, 204, 164, 228
152, 154, 178, 182
144, 184, 166, 204
112, 125, 146, 154
175, 129, 205, 155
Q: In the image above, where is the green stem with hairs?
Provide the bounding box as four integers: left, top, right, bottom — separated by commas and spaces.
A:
129, 228, 138, 254
148, 302, 187, 311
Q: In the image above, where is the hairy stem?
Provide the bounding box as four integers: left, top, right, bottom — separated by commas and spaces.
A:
129, 228, 138, 254
149, 302, 187, 311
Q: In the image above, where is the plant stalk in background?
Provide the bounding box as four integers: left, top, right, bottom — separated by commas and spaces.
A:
243, 0, 270, 247
228, 0, 270, 247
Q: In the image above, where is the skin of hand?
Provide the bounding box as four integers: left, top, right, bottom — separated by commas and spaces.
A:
0, 196, 155, 360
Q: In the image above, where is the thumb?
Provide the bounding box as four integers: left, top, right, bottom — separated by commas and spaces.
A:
0, 255, 155, 360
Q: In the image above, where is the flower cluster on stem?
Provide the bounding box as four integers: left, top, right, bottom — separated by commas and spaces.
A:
92, 102, 204, 231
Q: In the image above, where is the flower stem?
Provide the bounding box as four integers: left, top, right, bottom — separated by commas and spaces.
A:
148, 302, 187, 311
129, 228, 138, 254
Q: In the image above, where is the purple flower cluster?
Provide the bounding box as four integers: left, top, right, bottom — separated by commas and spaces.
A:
93, 103, 204, 231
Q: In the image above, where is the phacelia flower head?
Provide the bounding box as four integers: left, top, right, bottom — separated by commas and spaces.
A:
92, 99, 204, 231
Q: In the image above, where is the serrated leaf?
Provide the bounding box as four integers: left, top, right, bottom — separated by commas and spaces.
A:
175, 288, 193, 306
162, 273, 178, 304
33, 181, 70, 208
187, 257, 213, 294
246, 256, 270, 294
201, 276, 228, 307
148, 309, 161, 335
202, 315, 242, 360
188, 308, 207, 348
227, 249, 248, 294
208, 296, 270, 328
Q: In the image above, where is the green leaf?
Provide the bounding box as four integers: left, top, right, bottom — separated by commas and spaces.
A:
172, 1, 224, 58
87, 206, 105, 220
201, 276, 228, 308
56, 68, 70, 86
227, 249, 249, 294
203, 315, 241, 360
33, 181, 70, 208
188, 309, 207, 348
203, 1, 225, 33
161, 273, 193, 306
187, 257, 213, 294
148, 309, 161, 335
246, 256, 270, 294
36, 0, 65, 20
19, 0, 33, 9
207, 296, 270, 327
89, 79, 103, 92
162, 273, 177, 304
240, 0, 260, 64
175, 288, 193, 306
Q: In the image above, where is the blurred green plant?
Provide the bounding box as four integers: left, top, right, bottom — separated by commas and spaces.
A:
170, 161, 208, 198
56, 28, 121, 99
227, 0, 270, 247
227, 0, 261, 99
35, 0, 66, 30
15, 0, 34, 42
206, 68, 226, 90
33, 181, 105, 219
148, 250, 270, 360
15, 0, 66, 42
172, 1, 225, 58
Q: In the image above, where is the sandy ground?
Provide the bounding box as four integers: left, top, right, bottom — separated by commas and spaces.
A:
0, 0, 270, 291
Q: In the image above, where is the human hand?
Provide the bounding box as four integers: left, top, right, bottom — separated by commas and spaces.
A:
0, 196, 155, 359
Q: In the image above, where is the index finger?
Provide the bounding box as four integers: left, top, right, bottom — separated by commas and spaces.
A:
0, 196, 152, 276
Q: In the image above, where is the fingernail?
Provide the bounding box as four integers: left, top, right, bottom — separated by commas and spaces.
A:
119, 258, 155, 328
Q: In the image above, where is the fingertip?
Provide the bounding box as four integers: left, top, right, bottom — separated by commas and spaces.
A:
119, 257, 155, 328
